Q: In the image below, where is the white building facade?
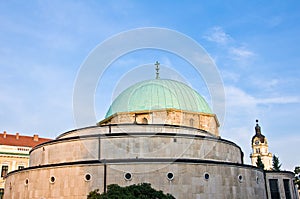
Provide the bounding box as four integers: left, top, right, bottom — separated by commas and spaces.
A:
0, 132, 51, 199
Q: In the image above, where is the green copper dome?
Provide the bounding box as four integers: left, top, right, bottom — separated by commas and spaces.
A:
105, 79, 212, 118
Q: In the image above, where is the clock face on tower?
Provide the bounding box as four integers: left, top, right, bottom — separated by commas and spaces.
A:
255, 140, 259, 145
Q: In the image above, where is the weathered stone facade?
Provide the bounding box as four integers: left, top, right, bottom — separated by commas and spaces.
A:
29, 125, 239, 167
3, 79, 297, 199
99, 109, 219, 136
4, 162, 267, 199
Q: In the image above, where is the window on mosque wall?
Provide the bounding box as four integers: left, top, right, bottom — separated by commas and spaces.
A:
204, 172, 210, 180
124, 172, 132, 181
166, 172, 174, 181
142, 118, 148, 124
189, 118, 194, 127
283, 179, 292, 199
269, 179, 280, 199
18, 165, 25, 170
1, 165, 8, 177
24, 178, 29, 186
85, 173, 92, 181
49, 176, 56, 183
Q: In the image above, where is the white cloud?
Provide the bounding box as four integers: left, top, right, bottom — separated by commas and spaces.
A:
225, 86, 256, 107
229, 46, 255, 60
221, 70, 240, 83
249, 77, 281, 91
204, 26, 255, 63
257, 97, 300, 104
223, 85, 299, 129
222, 85, 300, 170
225, 85, 299, 107
203, 26, 232, 45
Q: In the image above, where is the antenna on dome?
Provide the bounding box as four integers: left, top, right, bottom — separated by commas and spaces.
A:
155, 61, 160, 79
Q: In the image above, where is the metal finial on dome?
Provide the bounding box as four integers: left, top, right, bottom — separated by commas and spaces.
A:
155, 61, 160, 79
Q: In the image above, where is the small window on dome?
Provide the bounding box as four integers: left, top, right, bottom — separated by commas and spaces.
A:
189, 118, 194, 127
142, 118, 148, 124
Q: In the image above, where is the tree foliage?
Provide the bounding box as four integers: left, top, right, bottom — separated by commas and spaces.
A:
256, 156, 265, 170
272, 155, 282, 171
294, 166, 300, 189
87, 183, 175, 199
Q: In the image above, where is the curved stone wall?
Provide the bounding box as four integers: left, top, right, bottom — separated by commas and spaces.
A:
56, 124, 216, 139
4, 162, 266, 199
30, 128, 242, 167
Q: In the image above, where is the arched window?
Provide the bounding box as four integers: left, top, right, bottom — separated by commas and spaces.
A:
142, 118, 148, 124
189, 118, 194, 127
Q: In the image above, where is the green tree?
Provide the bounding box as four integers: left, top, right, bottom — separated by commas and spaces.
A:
256, 155, 265, 170
87, 189, 102, 199
294, 166, 300, 189
87, 183, 175, 199
272, 155, 282, 171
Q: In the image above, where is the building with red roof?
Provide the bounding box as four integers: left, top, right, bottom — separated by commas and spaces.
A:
0, 131, 51, 198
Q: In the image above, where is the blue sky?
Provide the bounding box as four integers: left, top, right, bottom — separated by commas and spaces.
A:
0, 1, 299, 170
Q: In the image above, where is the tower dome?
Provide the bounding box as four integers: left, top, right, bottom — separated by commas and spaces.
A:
105, 79, 212, 118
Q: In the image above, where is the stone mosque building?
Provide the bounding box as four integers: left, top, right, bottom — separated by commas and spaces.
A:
3, 64, 298, 199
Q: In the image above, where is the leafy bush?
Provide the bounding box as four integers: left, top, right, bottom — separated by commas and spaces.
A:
87, 183, 175, 199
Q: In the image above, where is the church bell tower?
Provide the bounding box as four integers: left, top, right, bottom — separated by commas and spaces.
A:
250, 120, 273, 170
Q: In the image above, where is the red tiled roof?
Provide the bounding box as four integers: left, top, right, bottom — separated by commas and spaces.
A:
0, 132, 52, 148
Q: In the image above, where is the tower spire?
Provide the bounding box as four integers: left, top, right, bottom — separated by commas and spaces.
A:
154, 61, 160, 79
255, 119, 261, 135
250, 119, 272, 170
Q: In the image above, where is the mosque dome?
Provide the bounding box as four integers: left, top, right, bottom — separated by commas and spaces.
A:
105, 79, 212, 118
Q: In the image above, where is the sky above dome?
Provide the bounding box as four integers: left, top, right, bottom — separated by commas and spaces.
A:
0, 1, 299, 170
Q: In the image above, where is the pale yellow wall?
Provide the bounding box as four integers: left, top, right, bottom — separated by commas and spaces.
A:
250, 137, 272, 170
0, 145, 31, 189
